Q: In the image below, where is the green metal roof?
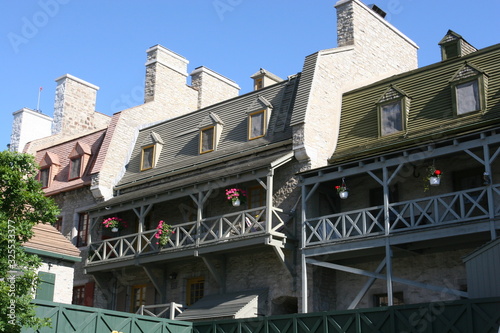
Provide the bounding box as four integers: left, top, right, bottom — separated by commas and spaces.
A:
329, 43, 500, 164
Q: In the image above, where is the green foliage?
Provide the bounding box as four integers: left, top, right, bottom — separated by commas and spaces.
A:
0, 150, 59, 332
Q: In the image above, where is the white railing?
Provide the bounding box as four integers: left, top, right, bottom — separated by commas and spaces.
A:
305, 184, 499, 246
136, 302, 184, 320
88, 206, 285, 264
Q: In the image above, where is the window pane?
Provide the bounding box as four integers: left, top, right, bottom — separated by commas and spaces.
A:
76, 213, 89, 247
142, 146, 154, 170
201, 127, 214, 152
69, 157, 81, 179
187, 277, 204, 306
40, 168, 49, 187
250, 111, 265, 139
456, 80, 479, 114
381, 101, 402, 136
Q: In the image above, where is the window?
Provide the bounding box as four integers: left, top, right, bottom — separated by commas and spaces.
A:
450, 64, 486, 116
455, 80, 480, 115
249, 110, 267, 140
53, 217, 62, 232
72, 285, 85, 305
377, 86, 408, 137
131, 284, 147, 313
380, 100, 403, 136
39, 167, 50, 188
141, 145, 155, 171
68, 156, 82, 180
76, 213, 89, 247
374, 292, 404, 307
200, 126, 215, 154
186, 277, 204, 306
254, 78, 263, 90
35, 272, 55, 301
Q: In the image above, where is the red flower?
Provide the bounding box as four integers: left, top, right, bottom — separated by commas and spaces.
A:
434, 170, 441, 175
335, 185, 340, 189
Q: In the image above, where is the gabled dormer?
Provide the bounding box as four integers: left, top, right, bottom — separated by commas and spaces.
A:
449, 62, 488, 116
198, 112, 224, 154
438, 30, 477, 61
38, 152, 60, 188
140, 131, 164, 171
250, 68, 283, 91
376, 85, 410, 137
246, 96, 273, 140
68, 142, 91, 180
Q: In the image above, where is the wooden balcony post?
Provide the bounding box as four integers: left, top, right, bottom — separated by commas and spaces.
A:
266, 170, 274, 233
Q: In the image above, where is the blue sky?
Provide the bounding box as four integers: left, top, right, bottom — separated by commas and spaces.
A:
1, 0, 499, 150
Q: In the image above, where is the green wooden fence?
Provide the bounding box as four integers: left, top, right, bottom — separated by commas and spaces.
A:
21, 300, 192, 333
22, 297, 500, 333
193, 297, 500, 333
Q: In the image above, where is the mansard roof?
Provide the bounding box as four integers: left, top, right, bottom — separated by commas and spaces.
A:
115, 74, 300, 191
328, 42, 500, 164
34, 129, 106, 195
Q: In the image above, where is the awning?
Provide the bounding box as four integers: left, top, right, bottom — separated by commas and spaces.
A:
176, 289, 268, 321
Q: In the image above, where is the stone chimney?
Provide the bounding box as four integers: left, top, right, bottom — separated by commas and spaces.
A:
190, 66, 240, 109
250, 69, 283, 91
10, 108, 52, 152
144, 45, 198, 107
52, 74, 107, 136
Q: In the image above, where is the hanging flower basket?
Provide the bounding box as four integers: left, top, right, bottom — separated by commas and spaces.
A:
424, 167, 442, 191
335, 179, 348, 199
225, 188, 247, 206
102, 217, 127, 232
154, 220, 174, 247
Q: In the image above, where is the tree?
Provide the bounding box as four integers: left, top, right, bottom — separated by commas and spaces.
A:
0, 151, 59, 332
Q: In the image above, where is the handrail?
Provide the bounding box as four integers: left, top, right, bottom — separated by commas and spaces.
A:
304, 184, 499, 246
136, 302, 184, 320
88, 206, 286, 264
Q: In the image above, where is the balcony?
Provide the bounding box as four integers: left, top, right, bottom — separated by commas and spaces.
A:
86, 206, 286, 268
304, 184, 500, 247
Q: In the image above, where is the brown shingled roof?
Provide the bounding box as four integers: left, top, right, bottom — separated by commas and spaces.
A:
34, 129, 106, 195
23, 223, 81, 260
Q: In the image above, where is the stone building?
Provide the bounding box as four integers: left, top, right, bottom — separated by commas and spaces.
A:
23, 223, 81, 304
82, 0, 418, 317
299, 30, 500, 312
11, 0, 425, 316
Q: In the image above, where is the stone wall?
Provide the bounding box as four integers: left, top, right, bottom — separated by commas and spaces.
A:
294, 0, 418, 169
38, 259, 75, 304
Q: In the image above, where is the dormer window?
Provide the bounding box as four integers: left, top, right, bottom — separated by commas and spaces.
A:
450, 63, 487, 116
198, 112, 223, 155
200, 126, 215, 154
69, 156, 82, 180
68, 142, 91, 180
140, 132, 164, 171
249, 110, 267, 140
246, 96, 273, 140
39, 167, 50, 188
141, 145, 155, 170
377, 86, 409, 137
37, 151, 60, 189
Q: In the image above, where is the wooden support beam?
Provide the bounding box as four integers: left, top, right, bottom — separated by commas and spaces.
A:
200, 255, 225, 291
348, 258, 386, 309
142, 265, 166, 301
306, 258, 468, 298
